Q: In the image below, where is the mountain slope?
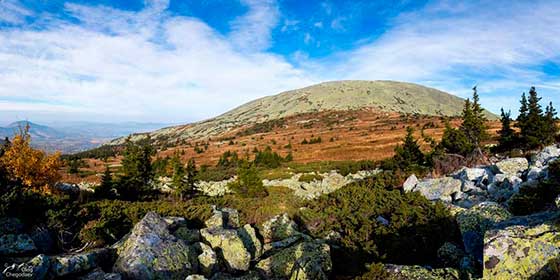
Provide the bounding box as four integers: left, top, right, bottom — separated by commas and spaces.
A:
112, 80, 496, 144
1, 121, 66, 140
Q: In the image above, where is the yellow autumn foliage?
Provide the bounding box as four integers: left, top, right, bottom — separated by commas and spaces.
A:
0, 127, 61, 190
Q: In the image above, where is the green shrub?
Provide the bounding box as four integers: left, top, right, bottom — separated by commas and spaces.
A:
355, 263, 393, 280
297, 175, 461, 276
229, 162, 268, 198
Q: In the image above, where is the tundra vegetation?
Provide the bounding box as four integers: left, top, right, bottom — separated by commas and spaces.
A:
0, 86, 558, 279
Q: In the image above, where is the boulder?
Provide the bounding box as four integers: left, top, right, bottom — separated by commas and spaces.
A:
383, 264, 461, 280
186, 275, 208, 280
51, 248, 115, 278
25, 254, 51, 280
237, 224, 263, 260
205, 206, 240, 229
493, 158, 528, 177
527, 166, 545, 182
113, 212, 198, 280
455, 202, 512, 263
454, 167, 487, 182
260, 214, 300, 243
0, 234, 36, 256
263, 235, 304, 253
200, 228, 251, 272
78, 268, 122, 280
414, 177, 462, 202
255, 241, 331, 280
194, 242, 219, 277
532, 145, 560, 167
402, 174, 418, 192
484, 219, 560, 279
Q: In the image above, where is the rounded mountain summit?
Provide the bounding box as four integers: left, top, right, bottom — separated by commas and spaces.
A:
113, 80, 496, 143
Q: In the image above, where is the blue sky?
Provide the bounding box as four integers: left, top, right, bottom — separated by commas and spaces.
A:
0, 0, 559, 124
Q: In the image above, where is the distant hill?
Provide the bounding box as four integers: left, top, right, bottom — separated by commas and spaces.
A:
111, 80, 497, 145
0, 121, 66, 140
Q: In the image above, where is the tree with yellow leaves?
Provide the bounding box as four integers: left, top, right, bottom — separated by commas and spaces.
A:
0, 125, 61, 191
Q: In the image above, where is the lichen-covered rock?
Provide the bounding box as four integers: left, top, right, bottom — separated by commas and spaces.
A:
186, 275, 208, 280
263, 235, 304, 254
456, 202, 512, 263
78, 267, 122, 280
454, 167, 488, 182
0, 234, 36, 256
194, 242, 218, 277
51, 248, 115, 278
113, 212, 198, 280
493, 158, 528, 177
200, 228, 251, 272
195, 178, 235, 197
402, 174, 418, 192
414, 177, 462, 202
205, 206, 240, 229
255, 241, 331, 280
260, 214, 300, 243
383, 264, 461, 280
238, 224, 263, 260
484, 222, 560, 279
487, 176, 522, 202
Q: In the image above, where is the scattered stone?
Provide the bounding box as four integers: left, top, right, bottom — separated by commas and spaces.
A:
484, 219, 560, 279
454, 167, 487, 182
195, 178, 236, 197
51, 248, 115, 278
113, 212, 198, 280
532, 145, 560, 167
376, 216, 390, 226
402, 174, 418, 192
493, 158, 528, 177
260, 214, 300, 243
200, 228, 251, 272
256, 241, 332, 280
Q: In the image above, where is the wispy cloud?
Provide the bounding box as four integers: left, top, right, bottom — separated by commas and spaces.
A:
0, 0, 33, 24
229, 0, 280, 51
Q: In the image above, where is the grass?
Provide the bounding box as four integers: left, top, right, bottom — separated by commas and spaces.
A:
298, 173, 324, 182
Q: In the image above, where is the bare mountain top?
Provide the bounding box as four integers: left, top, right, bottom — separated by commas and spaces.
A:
111, 80, 496, 144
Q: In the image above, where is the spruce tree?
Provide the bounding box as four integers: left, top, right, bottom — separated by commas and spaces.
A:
185, 158, 198, 195
521, 87, 545, 148
394, 127, 424, 170
460, 86, 489, 153
544, 102, 558, 145
171, 154, 186, 195
95, 165, 114, 199
497, 108, 516, 151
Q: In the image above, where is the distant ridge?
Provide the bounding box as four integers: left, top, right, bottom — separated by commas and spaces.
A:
110, 80, 497, 144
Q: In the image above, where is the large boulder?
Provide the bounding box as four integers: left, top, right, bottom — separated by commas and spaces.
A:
113, 212, 198, 280
484, 218, 560, 279
255, 241, 332, 280
260, 214, 300, 243
194, 242, 219, 277
455, 202, 512, 264
51, 248, 115, 278
414, 177, 462, 202
200, 228, 251, 272
383, 264, 461, 280
237, 224, 263, 260
453, 167, 488, 182
493, 158, 528, 177
0, 234, 36, 256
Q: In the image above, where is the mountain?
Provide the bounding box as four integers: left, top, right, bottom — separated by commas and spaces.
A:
112, 80, 497, 145
0, 121, 66, 140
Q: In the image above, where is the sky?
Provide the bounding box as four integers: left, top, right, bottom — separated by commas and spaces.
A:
0, 0, 560, 124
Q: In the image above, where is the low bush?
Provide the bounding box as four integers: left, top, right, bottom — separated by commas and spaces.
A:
509, 160, 560, 215
297, 174, 461, 276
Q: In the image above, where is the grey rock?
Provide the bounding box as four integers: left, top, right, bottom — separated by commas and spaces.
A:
454, 167, 487, 182
532, 145, 560, 167
237, 224, 263, 260
113, 212, 198, 280
402, 174, 418, 192
260, 213, 300, 243
493, 158, 528, 177
51, 248, 115, 278
376, 216, 390, 226
186, 275, 208, 280
414, 177, 462, 201
25, 254, 51, 280
194, 242, 218, 277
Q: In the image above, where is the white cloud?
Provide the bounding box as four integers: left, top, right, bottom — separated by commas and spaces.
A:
229, 0, 280, 51
0, 0, 314, 123
0, 0, 33, 24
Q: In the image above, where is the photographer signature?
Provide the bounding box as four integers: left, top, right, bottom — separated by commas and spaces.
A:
2, 263, 34, 278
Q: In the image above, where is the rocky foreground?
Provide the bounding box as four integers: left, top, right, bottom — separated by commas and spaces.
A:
2, 146, 560, 279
